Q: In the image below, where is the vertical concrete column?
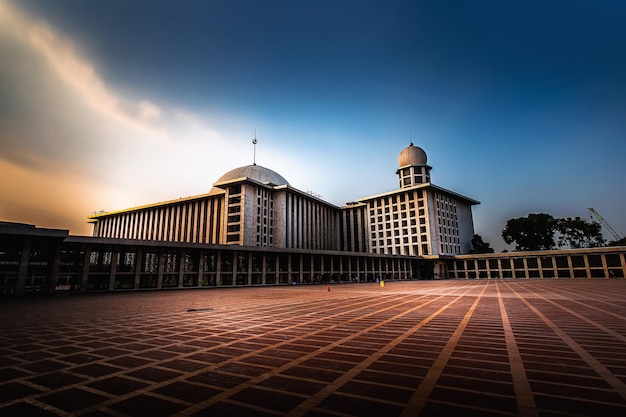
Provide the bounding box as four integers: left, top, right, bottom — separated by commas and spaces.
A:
274, 255, 279, 284
247, 251, 253, 286
511, 259, 518, 280
261, 253, 266, 285
287, 254, 293, 283
567, 255, 574, 279
178, 249, 186, 288
601, 254, 609, 278
232, 252, 238, 287
216, 250, 222, 286
80, 246, 91, 292
496, 258, 503, 280
15, 238, 31, 296
156, 250, 165, 289
109, 250, 119, 291
49, 243, 63, 293
134, 247, 143, 289
522, 258, 529, 279
198, 250, 205, 287
347, 256, 353, 280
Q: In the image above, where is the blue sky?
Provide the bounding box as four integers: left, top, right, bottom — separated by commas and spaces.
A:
1, 0, 625, 250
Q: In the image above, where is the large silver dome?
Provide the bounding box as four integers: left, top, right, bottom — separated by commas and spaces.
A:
215, 164, 289, 186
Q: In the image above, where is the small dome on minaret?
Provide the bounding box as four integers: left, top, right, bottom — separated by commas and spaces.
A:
396, 142, 432, 188
398, 142, 428, 167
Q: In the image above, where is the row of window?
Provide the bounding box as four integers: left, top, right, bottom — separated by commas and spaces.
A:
226, 187, 243, 243
367, 190, 431, 256
256, 188, 273, 246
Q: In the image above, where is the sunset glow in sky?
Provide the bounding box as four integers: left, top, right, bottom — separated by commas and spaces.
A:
1, 0, 625, 250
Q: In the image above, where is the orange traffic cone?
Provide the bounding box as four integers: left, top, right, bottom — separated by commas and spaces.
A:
327, 284, 331, 291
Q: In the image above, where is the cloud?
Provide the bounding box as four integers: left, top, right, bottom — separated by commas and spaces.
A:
0, 0, 166, 137
0, 0, 239, 233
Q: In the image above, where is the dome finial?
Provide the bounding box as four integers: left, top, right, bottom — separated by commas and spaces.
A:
252, 129, 258, 165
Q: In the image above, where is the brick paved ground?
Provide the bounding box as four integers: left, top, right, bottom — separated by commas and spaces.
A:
1, 280, 626, 417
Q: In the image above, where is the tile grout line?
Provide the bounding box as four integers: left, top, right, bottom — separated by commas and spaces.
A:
399, 281, 488, 417
502, 281, 626, 403
180, 283, 480, 416
496, 281, 538, 417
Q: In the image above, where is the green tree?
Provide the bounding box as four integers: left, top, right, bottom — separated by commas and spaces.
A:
501, 213, 558, 251
469, 234, 494, 253
557, 217, 605, 248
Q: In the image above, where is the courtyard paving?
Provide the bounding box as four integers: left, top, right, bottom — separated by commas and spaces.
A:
1, 279, 626, 416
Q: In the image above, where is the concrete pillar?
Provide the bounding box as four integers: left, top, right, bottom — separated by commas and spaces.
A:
157, 250, 165, 289
216, 250, 222, 286
48, 243, 63, 293
522, 258, 529, 279
567, 255, 574, 279
583, 255, 591, 279
232, 251, 238, 287
15, 238, 31, 296
601, 254, 609, 278
134, 247, 143, 289
109, 250, 119, 291
198, 250, 205, 287
262, 253, 266, 285
80, 246, 91, 292
178, 249, 186, 288
247, 251, 253, 286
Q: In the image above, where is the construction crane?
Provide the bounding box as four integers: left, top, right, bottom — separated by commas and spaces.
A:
588, 208, 624, 242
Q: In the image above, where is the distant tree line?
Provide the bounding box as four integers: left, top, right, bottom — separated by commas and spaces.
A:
471, 212, 624, 253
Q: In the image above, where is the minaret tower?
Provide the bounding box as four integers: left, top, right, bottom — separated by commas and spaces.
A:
396, 142, 432, 188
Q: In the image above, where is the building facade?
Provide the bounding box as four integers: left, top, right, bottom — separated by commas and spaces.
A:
2, 143, 625, 296
88, 143, 479, 257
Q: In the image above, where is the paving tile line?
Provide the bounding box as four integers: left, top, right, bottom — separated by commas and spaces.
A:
518, 283, 626, 344
495, 282, 538, 417
36, 289, 451, 415
532, 280, 626, 306
502, 281, 626, 403
516, 281, 626, 325
180, 282, 482, 416
0, 290, 366, 331
286, 283, 486, 417
0, 294, 394, 411
18, 397, 75, 417
0, 292, 418, 414
396, 282, 488, 417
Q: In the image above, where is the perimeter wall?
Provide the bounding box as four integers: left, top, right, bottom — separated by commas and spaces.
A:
1, 222, 625, 296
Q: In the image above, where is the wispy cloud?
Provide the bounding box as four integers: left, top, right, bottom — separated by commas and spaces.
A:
0, 0, 237, 233
0, 0, 165, 136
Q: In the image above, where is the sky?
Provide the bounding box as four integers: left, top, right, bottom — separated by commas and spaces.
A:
1, 0, 625, 251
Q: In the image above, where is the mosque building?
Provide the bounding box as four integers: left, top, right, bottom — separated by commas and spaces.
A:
4, 142, 626, 296
88, 143, 479, 257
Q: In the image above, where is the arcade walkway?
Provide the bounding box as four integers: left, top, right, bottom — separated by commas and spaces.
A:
1, 280, 625, 416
